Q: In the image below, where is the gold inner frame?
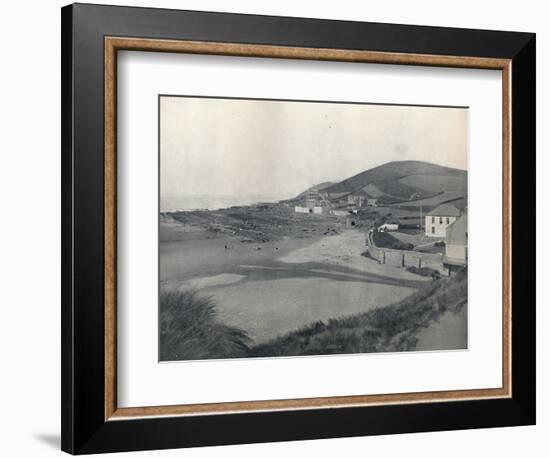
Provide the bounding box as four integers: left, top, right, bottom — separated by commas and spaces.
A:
104, 36, 512, 421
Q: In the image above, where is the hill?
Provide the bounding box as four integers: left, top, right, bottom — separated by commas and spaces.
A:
307, 161, 467, 206
296, 181, 334, 197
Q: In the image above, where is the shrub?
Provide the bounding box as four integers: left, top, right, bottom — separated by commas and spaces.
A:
159, 288, 251, 361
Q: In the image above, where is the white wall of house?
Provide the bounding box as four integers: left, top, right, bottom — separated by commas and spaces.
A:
294, 206, 311, 214
425, 215, 457, 237
446, 243, 467, 261
331, 209, 349, 216
379, 223, 399, 232
295, 205, 325, 215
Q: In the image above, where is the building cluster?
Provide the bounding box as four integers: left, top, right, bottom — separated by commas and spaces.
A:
293, 191, 330, 215
294, 189, 378, 216
294, 192, 468, 273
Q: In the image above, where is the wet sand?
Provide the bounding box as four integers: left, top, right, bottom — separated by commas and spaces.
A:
160, 230, 323, 287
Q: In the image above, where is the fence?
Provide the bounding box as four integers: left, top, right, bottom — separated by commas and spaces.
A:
366, 231, 447, 275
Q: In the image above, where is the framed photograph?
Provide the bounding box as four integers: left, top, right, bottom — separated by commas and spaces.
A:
61, 3, 536, 454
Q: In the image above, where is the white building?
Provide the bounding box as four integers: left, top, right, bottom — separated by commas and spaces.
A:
294, 206, 310, 214
425, 204, 461, 237
444, 214, 468, 273
379, 223, 399, 232
294, 190, 330, 215
331, 209, 350, 217
295, 205, 325, 214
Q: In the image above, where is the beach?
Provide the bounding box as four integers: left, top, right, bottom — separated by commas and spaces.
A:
160, 222, 429, 343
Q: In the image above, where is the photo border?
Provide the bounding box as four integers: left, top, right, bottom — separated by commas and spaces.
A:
106, 36, 510, 419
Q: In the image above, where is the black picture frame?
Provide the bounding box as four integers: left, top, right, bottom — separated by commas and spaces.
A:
61, 3, 535, 454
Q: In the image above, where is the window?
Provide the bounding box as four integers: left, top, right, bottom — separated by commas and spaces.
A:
446, 217, 450, 224
431, 226, 435, 234
431, 216, 435, 224
439, 217, 443, 224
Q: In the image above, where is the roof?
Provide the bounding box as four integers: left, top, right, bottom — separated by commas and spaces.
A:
427, 203, 461, 217
446, 214, 467, 245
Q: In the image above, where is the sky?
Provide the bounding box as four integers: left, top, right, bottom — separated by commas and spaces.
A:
160, 96, 468, 202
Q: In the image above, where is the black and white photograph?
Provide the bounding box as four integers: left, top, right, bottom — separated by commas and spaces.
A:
159, 96, 469, 361
0, 0, 542, 456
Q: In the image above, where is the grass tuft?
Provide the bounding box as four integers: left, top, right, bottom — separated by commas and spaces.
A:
159, 288, 252, 361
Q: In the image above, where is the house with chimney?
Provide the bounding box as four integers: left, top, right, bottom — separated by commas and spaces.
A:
425, 203, 461, 237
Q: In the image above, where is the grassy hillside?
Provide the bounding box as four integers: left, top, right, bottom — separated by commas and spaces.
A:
321, 160, 466, 195
249, 270, 467, 357
398, 174, 467, 193
365, 179, 437, 203
292, 161, 467, 207
394, 191, 468, 210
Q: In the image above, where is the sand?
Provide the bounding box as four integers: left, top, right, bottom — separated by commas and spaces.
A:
160, 224, 429, 344
213, 277, 415, 343
278, 230, 431, 283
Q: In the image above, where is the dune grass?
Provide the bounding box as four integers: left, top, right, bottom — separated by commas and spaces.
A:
249, 270, 467, 357
160, 271, 466, 361
159, 288, 252, 361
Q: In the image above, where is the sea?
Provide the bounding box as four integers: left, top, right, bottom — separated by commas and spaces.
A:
160, 194, 289, 212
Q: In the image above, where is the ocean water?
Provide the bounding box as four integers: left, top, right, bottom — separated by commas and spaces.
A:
160, 194, 288, 212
